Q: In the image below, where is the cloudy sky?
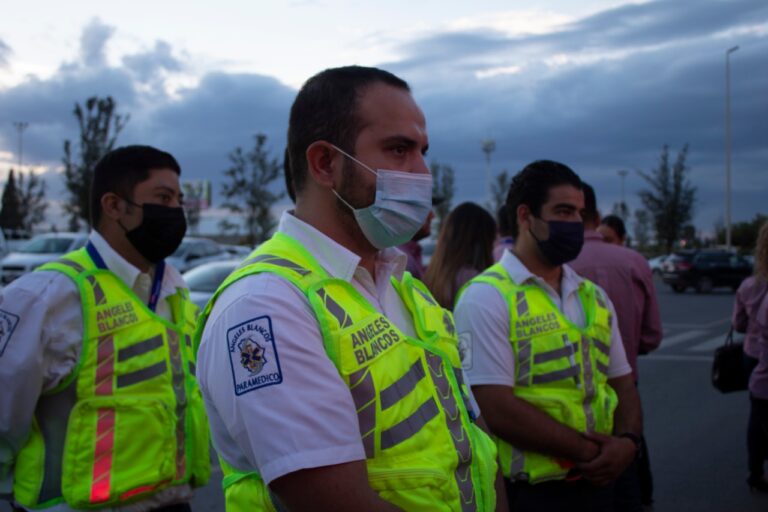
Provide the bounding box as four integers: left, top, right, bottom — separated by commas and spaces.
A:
0, 0, 765, 235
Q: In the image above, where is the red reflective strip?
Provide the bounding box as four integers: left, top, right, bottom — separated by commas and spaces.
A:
91, 334, 115, 504
90, 409, 115, 503
120, 483, 157, 500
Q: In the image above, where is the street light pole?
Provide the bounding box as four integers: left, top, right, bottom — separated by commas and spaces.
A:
725, 45, 739, 251
481, 139, 496, 205
13, 121, 29, 171
617, 169, 629, 219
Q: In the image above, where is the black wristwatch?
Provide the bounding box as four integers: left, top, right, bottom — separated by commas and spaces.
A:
619, 432, 642, 456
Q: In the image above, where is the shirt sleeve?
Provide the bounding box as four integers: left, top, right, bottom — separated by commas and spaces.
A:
635, 259, 663, 354
732, 282, 749, 333
0, 271, 82, 496
196, 274, 365, 485
600, 288, 632, 378
454, 282, 515, 387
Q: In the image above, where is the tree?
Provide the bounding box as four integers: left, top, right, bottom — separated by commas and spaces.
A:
633, 209, 652, 253
430, 161, 455, 233
17, 171, 47, 232
221, 134, 284, 245
0, 169, 23, 233
715, 214, 768, 252
637, 144, 696, 254
489, 170, 511, 214
62, 96, 128, 230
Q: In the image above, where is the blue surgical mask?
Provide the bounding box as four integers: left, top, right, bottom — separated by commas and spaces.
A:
331, 145, 433, 249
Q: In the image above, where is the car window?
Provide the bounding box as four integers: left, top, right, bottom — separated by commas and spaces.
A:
185, 264, 237, 292
19, 237, 77, 254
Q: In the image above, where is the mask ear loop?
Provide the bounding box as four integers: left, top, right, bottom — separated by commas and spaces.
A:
329, 144, 379, 212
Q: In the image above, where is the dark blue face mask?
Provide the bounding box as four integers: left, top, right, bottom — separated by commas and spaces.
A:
530, 217, 584, 266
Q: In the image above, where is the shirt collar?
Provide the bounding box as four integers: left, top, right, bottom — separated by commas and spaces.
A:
499, 249, 585, 299
584, 229, 604, 241
277, 211, 408, 283
89, 230, 147, 288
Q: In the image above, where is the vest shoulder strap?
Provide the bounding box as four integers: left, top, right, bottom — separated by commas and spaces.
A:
37, 247, 96, 281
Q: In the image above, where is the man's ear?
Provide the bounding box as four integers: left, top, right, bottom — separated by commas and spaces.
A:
305, 141, 340, 189
100, 192, 124, 222
517, 204, 532, 233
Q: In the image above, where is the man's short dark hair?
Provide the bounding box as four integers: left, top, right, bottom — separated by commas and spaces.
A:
91, 145, 181, 226
581, 182, 599, 226
287, 65, 410, 194
601, 214, 627, 240
497, 204, 513, 237
505, 160, 582, 237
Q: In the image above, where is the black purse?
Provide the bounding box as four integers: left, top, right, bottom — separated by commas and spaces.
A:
712, 327, 749, 393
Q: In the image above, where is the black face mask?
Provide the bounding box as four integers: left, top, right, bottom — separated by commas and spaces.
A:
530, 217, 584, 266
121, 200, 187, 263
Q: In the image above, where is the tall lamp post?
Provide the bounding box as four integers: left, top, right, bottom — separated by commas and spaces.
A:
481, 139, 496, 205
725, 45, 739, 251
617, 169, 629, 219
13, 121, 29, 171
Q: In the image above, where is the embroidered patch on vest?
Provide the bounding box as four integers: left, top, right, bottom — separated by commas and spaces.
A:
227, 315, 282, 395
0, 308, 19, 357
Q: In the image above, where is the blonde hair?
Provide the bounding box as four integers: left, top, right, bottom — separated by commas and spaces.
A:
755, 222, 768, 281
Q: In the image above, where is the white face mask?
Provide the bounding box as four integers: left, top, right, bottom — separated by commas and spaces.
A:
331, 145, 433, 249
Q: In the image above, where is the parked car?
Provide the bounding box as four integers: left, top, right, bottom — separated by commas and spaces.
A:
420, 239, 437, 267
183, 260, 240, 309
661, 249, 752, 294
648, 254, 669, 276
0, 232, 88, 284
222, 244, 252, 260
166, 237, 229, 272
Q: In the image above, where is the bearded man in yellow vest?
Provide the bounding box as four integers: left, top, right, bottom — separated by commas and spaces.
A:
455, 161, 642, 512
196, 66, 506, 511
0, 146, 210, 511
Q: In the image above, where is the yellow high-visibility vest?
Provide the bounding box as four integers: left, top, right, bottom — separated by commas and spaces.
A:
463, 263, 618, 484
14, 248, 210, 509
196, 232, 498, 511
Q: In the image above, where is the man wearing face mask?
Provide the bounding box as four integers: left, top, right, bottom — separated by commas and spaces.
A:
0, 146, 210, 511
454, 161, 641, 512
196, 66, 506, 512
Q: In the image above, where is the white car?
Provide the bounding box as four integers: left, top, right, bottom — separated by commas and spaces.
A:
648, 255, 670, 276
0, 232, 88, 285
183, 260, 240, 309
166, 237, 230, 273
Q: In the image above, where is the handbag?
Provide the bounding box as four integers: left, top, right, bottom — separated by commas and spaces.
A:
712, 327, 749, 393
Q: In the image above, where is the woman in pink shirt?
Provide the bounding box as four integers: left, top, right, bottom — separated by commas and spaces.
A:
739, 223, 768, 492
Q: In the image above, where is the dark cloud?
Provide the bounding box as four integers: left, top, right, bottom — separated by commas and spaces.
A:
0, 39, 10, 68
79, 18, 115, 68
122, 41, 183, 83
1, 1, 765, 233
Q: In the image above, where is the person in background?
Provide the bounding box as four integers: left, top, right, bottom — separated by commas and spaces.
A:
571, 183, 662, 509
493, 204, 515, 261
0, 146, 209, 511
456, 161, 642, 512
423, 202, 497, 309
737, 222, 768, 492
397, 198, 442, 280
599, 214, 628, 246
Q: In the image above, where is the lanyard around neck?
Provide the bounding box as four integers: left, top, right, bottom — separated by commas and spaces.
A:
86, 242, 166, 312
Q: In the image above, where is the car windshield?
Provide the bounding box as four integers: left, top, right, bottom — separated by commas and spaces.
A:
19, 237, 75, 254
171, 241, 193, 258
184, 264, 237, 293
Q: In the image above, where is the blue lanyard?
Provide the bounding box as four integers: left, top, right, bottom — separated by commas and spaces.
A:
86, 242, 166, 312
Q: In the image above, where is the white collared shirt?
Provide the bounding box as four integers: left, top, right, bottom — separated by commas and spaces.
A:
197, 211, 479, 486
0, 231, 189, 511
454, 250, 631, 388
